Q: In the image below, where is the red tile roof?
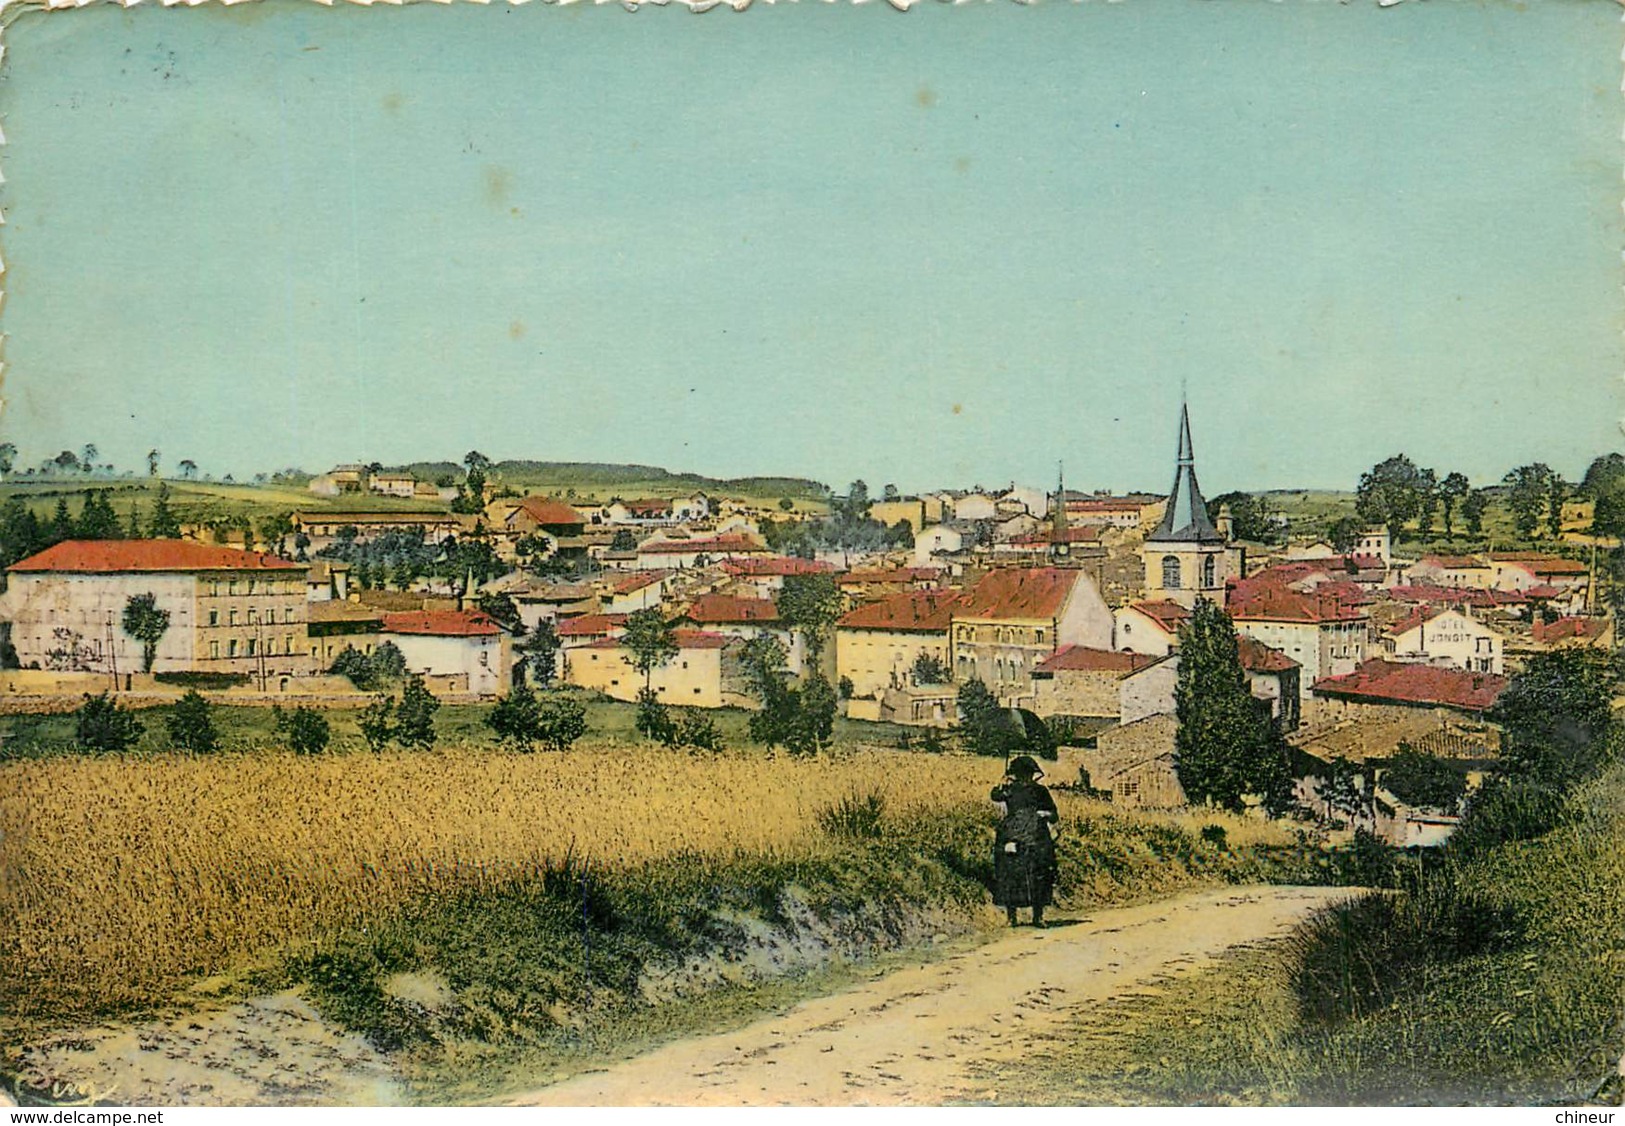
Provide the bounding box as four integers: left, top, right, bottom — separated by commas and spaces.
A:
1065, 497, 1145, 513
684, 595, 780, 624
381, 609, 504, 637
1312, 659, 1506, 712
1228, 578, 1367, 624
9, 539, 305, 574
837, 567, 944, 585
1236, 637, 1299, 673
721, 556, 839, 577
1010, 527, 1103, 546
1034, 645, 1159, 675
606, 572, 664, 595
557, 613, 628, 637
1532, 616, 1609, 644
954, 568, 1084, 622
1490, 552, 1589, 574
513, 497, 586, 527
1385, 583, 1505, 610
1124, 600, 1191, 635
582, 628, 732, 650
837, 590, 962, 632
617, 498, 671, 516
639, 534, 765, 555
1383, 605, 1452, 638
1418, 555, 1489, 571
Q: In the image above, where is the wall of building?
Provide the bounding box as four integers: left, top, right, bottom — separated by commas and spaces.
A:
566, 645, 725, 707
836, 628, 949, 698
386, 632, 509, 697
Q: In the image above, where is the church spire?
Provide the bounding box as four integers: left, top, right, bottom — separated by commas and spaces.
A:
1050, 460, 1070, 559
1149, 402, 1223, 544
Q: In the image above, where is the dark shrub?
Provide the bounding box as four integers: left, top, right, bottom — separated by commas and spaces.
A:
74, 693, 144, 753
166, 690, 220, 754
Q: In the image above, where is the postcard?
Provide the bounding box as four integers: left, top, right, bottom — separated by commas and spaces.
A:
0, 0, 1620, 1111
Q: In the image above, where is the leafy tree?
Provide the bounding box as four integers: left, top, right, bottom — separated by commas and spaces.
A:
1488, 649, 1614, 788
1414, 467, 1439, 536
785, 671, 837, 756
394, 675, 440, 750
474, 591, 526, 637
0, 499, 45, 568
882, 483, 900, 502
1438, 472, 1470, 537
147, 449, 161, 478
166, 690, 220, 754
610, 528, 638, 552
1583, 453, 1625, 539
534, 693, 588, 753
776, 572, 843, 661
1316, 757, 1368, 827
274, 705, 331, 755
121, 593, 171, 673
1380, 746, 1465, 811
622, 608, 678, 691
125, 505, 143, 538
358, 695, 395, 753
0, 442, 15, 477
1502, 463, 1555, 540
672, 709, 725, 752
1327, 516, 1363, 556
452, 450, 491, 514
53, 450, 81, 475
75, 693, 144, 752
1355, 455, 1426, 534
515, 619, 561, 687
1207, 492, 1279, 545
1173, 599, 1289, 812
956, 678, 1015, 759
634, 686, 677, 745
1462, 489, 1489, 537
148, 483, 182, 538
912, 652, 949, 686
178, 459, 198, 480
81, 444, 99, 474
1546, 472, 1566, 539
488, 680, 544, 751
778, 497, 795, 512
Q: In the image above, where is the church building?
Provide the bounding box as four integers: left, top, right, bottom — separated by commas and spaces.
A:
1138, 405, 1244, 608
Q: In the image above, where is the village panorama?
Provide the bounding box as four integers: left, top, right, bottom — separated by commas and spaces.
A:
1, 411, 1621, 1106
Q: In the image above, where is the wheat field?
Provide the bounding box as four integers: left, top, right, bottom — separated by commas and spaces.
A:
0, 747, 1009, 1018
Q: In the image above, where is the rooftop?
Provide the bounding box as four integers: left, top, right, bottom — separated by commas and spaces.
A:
837, 590, 962, 632
582, 629, 733, 651
1034, 645, 1160, 676
1237, 636, 1300, 673
1312, 659, 1507, 712
683, 595, 780, 624
381, 609, 504, 637
10, 539, 306, 574
955, 567, 1083, 622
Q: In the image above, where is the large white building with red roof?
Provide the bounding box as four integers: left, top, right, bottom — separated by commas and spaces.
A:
835, 590, 961, 698
4, 539, 312, 679
1228, 575, 1369, 698
380, 608, 511, 697
1381, 606, 1504, 675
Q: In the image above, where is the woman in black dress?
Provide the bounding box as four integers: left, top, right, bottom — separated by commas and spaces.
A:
991, 755, 1058, 927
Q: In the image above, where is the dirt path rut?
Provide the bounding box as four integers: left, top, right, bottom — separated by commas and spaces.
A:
510, 883, 1353, 1107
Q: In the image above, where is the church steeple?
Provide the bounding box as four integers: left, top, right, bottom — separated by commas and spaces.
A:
1050, 461, 1069, 559
1149, 403, 1223, 544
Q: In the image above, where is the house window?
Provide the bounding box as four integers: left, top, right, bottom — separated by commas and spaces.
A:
1162, 556, 1182, 589
210, 641, 220, 659
1202, 555, 1217, 588
693, 688, 702, 695
248, 609, 257, 625
228, 640, 239, 658
229, 610, 238, 626
209, 611, 219, 626
247, 638, 257, 657
285, 635, 293, 655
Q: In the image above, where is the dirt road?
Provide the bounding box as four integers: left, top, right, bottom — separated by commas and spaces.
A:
510, 883, 1353, 1107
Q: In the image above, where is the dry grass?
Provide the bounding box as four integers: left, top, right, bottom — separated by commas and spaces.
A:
0, 746, 1004, 1020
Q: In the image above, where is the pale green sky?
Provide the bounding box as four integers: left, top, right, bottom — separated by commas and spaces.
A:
0, 0, 1618, 494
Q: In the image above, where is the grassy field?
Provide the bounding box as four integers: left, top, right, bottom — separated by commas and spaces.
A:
975, 758, 1625, 1106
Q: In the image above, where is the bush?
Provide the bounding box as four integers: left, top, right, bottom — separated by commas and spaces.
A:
1446, 777, 1570, 859
275, 705, 331, 755
395, 675, 439, 750
1380, 747, 1466, 811
358, 695, 395, 753
534, 694, 588, 753
330, 643, 409, 693
634, 687, 676, 745
166, 690, 220, 754
672, 709, 725, 753
74, 693, 144, 753
1199, 824, 1228, 850
816, 792, 887, 839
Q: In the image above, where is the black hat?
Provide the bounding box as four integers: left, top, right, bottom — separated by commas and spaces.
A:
1007, 755, 1043, 779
